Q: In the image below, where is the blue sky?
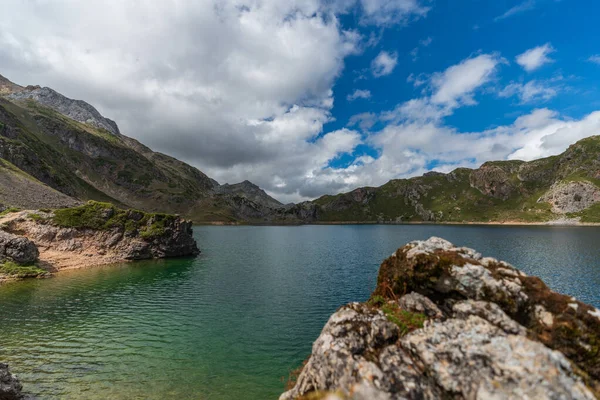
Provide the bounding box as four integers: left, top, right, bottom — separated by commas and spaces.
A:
2, 0, 600, 202
325, 0, 600, 169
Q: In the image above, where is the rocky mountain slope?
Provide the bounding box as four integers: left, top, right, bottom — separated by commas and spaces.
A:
0, 74, 283, 222
0, 158, 79, 210
282, 136, 600, 224
2, 72, 599, 225
281, 237, 600, 399
0, 201, 199, 282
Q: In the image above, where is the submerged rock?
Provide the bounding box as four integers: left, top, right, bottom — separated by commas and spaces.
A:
0, 363, 23, 400
281, 237, 600, 400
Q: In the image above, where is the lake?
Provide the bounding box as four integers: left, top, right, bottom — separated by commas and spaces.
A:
1, 225, 599, 399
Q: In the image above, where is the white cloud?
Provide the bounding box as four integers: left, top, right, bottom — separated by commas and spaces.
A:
348, 112, 377, 130
588, 55, 600, 65
347, 89, 371, 101
0, 0, 375, 202
358, 0, 430, 26
315, 54, 600, 199
516, 43, 555, 72
430, 53, 503, 106
495, 0, 536, 21
371, 50, 398, 77
410, 36, 433, 61
499, 80, 558, 103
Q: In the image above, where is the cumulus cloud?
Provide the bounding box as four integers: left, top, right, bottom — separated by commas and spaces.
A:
516, 43, 555, 72
348, 112, 378, 130
371, 51, 398, 77
430, 53, 503, 106
499, 80, 558, 103
0, 0, 375, 202
320, 54, 600, 199
347, 89, 371, 101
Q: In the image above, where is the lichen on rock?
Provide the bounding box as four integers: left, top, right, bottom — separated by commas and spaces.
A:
281, 237, 600, 400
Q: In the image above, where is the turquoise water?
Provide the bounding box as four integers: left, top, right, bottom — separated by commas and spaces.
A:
1, 225, 600, 399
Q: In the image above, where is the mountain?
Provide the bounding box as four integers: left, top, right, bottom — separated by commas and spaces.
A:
1, 72, 599, 225
0, 74, 283, 221
0, 158, 78, 210
286, 136, 600, 224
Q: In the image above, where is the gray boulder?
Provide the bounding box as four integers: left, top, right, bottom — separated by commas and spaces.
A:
281, 237, 600, 400
0, 231, 39, 265
0, 363, 23, 400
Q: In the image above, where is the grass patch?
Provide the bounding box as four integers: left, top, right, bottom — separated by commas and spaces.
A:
28, 213, 45, 221
0, 261, 46, 277
52, 201, 176, 239
0, 207, 21, 216
369, 296, 427, 336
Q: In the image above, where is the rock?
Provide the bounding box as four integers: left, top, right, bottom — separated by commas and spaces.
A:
281, 237, 600, 400
401, 316, 594, 400
469, 164, 516, 200
0, 205, 199, 274
0, 231, 39, 265
8, 87, 121, 135
539, 181, 600, 213
397, 293, 443, 319
452, 300, 526, 335
0, 363, 23, 400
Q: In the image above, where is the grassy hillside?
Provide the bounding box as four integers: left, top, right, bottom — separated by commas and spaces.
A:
305, 136, 600, 224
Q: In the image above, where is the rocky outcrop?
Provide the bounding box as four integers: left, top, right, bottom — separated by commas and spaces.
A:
539, 181, 600, 213
0, 231, 38, 265
469, 163, 516, 200
0, 74, 23, 96
0, 363, 23, 400
0, 203, 200, 274
281, 238, 600, 400
8, 87, 120, 135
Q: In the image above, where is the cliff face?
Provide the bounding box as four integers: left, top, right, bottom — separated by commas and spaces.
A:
0, 202, 199, 280
281, 237, 600, 400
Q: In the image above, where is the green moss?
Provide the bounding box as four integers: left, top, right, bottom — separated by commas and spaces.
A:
377, 301, 427, 336
52, 201, 175, 239
28, 213, 44, 221
0, 261, 46, 277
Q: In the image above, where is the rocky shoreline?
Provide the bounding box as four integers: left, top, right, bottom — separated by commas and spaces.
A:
0, 202, 200, 283
281, 237, 600, 400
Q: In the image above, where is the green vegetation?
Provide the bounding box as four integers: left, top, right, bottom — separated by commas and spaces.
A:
568, 203, 600, 223
0, 207, 20, 216
52, 201, 176, 239
368, 296, 427, 336
0, 261, 46, 277
28, 213, 44, 221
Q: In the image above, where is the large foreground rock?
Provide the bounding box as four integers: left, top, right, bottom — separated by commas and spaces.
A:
0, 363, 23, 400
281, 237, 600, 400
0, 231, 38, 265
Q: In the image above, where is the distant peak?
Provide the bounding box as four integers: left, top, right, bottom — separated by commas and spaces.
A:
0, 73, 24, 95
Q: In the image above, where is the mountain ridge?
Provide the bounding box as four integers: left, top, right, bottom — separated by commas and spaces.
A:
0, 73, 283, 221
0, 72, 599, 224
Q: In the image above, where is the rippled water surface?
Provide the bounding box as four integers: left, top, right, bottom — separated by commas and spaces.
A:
1, 225, 600, 399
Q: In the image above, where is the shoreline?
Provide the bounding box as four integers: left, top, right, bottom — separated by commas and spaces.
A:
195, 220, 600, 227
